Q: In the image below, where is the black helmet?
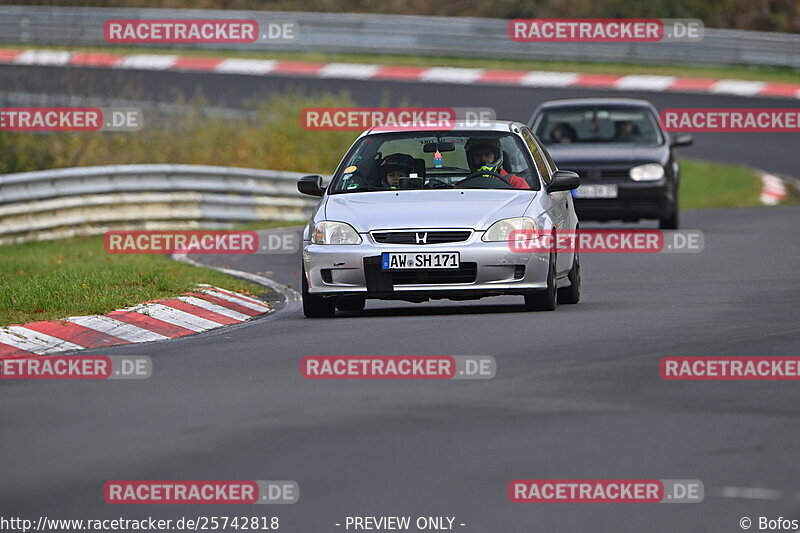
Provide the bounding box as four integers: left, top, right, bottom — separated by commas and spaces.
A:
465, 137, 503, 173
379, 153, 415, 184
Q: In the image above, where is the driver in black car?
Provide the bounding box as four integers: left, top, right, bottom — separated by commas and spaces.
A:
465, 138, 530, 189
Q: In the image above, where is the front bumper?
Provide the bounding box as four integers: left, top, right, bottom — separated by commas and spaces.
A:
574, 179, 674, 221
303, 232, 550, 300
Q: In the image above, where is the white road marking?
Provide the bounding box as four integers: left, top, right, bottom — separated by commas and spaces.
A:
0, 327, 82, 354
177, 296, 251, 321
215, 58, 277, 74
318, 62, 380, 79
14, 50, 71, 66
116, 54, 178, 70
128, 303, 224, 332
711, 79, 767, 96
201, 289, 271, 311
615, 75, 676, 91
420, 67, 484, 84
67, 316, 167, 343
520, 71, 579, 87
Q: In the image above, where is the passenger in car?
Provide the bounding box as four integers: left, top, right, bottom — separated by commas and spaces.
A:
550, 122, 578, 143
614, 121, 641, 142
379, 153, 415, 188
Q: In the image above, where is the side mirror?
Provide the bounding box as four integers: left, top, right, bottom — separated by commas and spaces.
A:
547, 170, 581, 193
298, 175, 324, 197
671, 134, 693, 147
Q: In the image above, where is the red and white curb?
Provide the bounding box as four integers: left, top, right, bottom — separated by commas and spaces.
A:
0, 285, 272, 360
759, 172, 790, 205
2, 48, 799, 99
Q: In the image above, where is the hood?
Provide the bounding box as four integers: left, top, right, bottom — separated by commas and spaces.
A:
545, 143, 669, 167
324, 189, 536, 232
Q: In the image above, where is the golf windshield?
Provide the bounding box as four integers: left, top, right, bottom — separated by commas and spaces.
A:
534, 106, 664, 145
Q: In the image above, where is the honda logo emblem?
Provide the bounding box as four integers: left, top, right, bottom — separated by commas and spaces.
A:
415, 232, 428, 244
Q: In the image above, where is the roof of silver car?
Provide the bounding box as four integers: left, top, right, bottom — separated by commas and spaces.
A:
360, 120, 528, 138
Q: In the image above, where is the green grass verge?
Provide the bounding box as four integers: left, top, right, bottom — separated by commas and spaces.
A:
0, 234, 272, 327
5, 43, 800, 85
680, 158, 764, 209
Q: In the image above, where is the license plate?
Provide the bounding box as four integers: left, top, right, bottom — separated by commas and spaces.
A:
574, 184, 618, 198
381, 252, 460, 270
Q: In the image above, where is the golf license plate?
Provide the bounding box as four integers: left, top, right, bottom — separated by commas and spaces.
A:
382, 252, 460, 270
574, 184, 618, 198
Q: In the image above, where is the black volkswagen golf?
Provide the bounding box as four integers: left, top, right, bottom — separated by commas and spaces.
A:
528, 98, 692, 229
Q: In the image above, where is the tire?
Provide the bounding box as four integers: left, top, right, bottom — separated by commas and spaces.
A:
336, 296, 366, 312
524, 254, 557, 311
659, 197, 679, 230
302, 267, 335, 318
557, 250, 581, 304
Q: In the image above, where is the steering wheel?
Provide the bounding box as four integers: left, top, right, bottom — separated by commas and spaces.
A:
458, 170, 514, 188
425, 177, 451, 189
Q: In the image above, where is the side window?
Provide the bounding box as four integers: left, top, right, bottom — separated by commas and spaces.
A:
521, 128, 552, 185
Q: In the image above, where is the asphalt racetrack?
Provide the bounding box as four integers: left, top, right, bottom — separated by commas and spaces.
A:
1, 65, 799, 532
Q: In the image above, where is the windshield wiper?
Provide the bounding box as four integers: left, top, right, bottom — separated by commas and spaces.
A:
333, 185, 390, 194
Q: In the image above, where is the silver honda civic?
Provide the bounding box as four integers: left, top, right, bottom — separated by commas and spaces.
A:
297, 121, 581, 318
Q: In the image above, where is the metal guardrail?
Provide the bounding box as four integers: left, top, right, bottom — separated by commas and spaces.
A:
0, 5, 798, 68
0, 164, 319, 244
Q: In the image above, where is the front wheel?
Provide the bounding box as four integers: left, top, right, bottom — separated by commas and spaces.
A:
524, 254, 557, 311
557, 250, 580, 304
659, 196, 679, 230
302, 267, 335, 318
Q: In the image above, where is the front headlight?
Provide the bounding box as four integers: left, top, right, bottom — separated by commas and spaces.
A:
482, 217, 538, 242
630, 163, 665, 182
312, 221, 362, 245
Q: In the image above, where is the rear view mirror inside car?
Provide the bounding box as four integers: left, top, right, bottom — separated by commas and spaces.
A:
423, 141, 455, 153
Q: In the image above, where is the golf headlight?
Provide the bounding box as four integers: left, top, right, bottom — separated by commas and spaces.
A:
312, 221, 362, 245
630, 163, 665, 182
482, 217, 538, 242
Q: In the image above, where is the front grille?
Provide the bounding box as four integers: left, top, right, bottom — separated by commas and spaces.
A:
570, 168, 631, 180
372, 230, 471, 245
391, 263, 477, 285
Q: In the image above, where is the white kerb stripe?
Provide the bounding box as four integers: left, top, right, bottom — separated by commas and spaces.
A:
0, 327, 83, 354
177, 296, 251, 321
117, 54, 178, 70
711, 80, 766, 96
615, 75, 676, 91
520, 71, 579, 87
198, 285, 269, 307
420, 67, 484, 84
14, 50, 72, 66
216, 58, 277, 74
130, 303, 224, 332
201, 289, 270, 311
719, 486, 783, 500
318, 63, 380, 79
67, 316, 167, 343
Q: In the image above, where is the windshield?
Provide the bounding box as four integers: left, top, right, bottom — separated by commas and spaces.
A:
533, 106, 664, 145
329, 131, 540, 193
